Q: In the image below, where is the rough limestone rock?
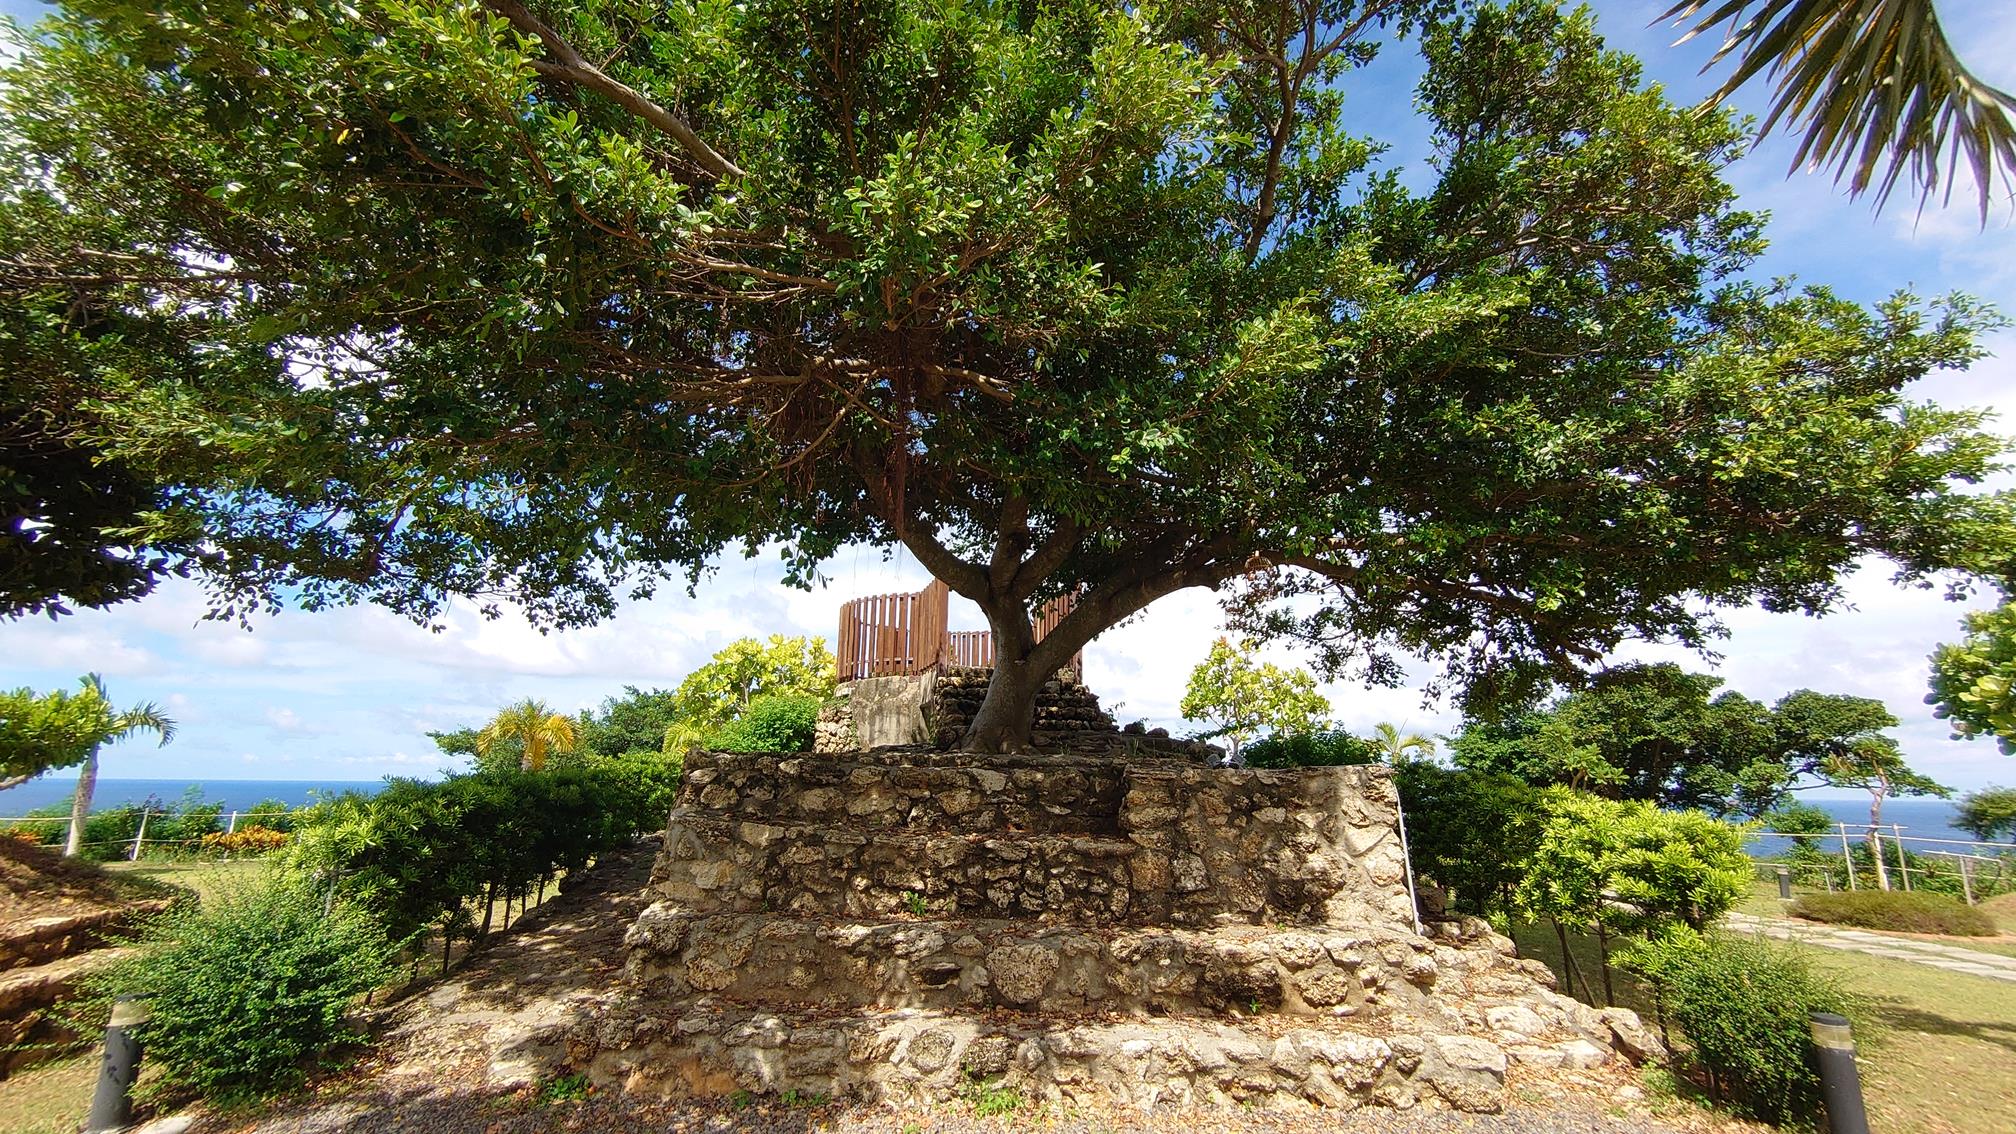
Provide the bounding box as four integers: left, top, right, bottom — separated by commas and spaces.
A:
580, 739, 1641, 1113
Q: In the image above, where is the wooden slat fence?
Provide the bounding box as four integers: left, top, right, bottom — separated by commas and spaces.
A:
837, 582, 1082, 683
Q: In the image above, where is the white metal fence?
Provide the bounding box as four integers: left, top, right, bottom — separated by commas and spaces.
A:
1753, 822, 2016, 904
1, 808, 301, 860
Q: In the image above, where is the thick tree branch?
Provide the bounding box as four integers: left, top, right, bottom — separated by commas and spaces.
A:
485, 1, 746, 181
1007, 515, 1083, 604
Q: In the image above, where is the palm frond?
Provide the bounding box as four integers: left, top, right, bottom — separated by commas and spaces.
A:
120, 703, 178, 746
1664, 0, 2016, 218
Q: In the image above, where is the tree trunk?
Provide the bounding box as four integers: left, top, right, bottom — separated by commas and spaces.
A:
958, 595, 1048, 753
960, 657, 1046, 752
64, 749, 99, 857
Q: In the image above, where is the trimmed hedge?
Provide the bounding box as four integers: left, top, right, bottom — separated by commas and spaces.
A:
1793, 889, 1996, 936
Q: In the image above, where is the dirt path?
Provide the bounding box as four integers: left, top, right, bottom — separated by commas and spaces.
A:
1723, 911, 2016, 983
189, 839, 1736, 1134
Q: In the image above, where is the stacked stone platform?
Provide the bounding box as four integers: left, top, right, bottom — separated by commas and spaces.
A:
585, 747, 1657, 1111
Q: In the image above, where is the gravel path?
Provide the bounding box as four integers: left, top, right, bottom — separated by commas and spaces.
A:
178, 842, 1742, 1134
1724, 910, 2016, 982
204, 1079, 1728, 1134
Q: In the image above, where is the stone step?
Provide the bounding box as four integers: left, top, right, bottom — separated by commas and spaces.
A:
623, 907, 1446, 1020
680, 751, 1130, 836
653, 816, 1139, 924
0, 907, 146, 973
0, 948, 129, 1079
573, 1000, 1534, 1113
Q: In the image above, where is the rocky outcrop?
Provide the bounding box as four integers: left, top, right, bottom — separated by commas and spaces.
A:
582, 747, 1651, 1112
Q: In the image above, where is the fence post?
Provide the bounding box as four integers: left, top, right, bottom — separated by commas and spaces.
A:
1775, 866, 1793, 900
1838, 824, 1858, 891
127, 808, 149, 862
1961, 855, 1976, 905
1894, 825, 1910, 892
226, 809, 239, 835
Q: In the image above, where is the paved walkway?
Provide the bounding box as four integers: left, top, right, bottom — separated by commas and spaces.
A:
1723, 910, 2016, 982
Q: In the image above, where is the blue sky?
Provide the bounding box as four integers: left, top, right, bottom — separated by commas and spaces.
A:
7, 1, 2016, 796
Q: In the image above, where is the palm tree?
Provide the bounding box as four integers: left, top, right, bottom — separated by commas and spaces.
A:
475, 699, 580, 772
64, 674, 175, 858
1370, 722, 1436, 765
1665, 0, 2016, 217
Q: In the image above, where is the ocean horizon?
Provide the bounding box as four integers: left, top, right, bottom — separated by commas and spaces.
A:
0, 776, 1989, 850
0, 776, 396, 817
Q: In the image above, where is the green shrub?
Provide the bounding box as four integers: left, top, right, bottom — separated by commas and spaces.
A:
1626, 929, 1864, 1124
1393, 762, 1543, 916
707, 693, 820, 753
1792, 889, 1996, 936
96, 879, 400, 1102
1242, 729, 1379, 768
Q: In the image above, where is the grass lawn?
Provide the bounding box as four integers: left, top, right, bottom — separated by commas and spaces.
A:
0, 1056, 95, 1134
1512, 920, 2016, 1134
103, 856, 276, 906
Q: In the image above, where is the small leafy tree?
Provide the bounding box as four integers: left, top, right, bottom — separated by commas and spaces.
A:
1179, 638, 1330, 763
1515, 791, 1749, 1003
35, 675, 175, 857
663, 636, 836, 751
0, 679, 124, 790
475, 699, 579, 772
1955, 786, 2016, 842
1930, 600, 2016, 754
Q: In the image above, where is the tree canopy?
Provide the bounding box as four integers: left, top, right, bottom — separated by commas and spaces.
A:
5, 0, 2013, 749
1449, 662, 1943, 817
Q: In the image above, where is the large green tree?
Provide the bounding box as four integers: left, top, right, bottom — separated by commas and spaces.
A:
5, 0, 2014, 751
1451, 664, 1942, 817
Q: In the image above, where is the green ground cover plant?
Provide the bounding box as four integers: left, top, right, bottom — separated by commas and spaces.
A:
706, 694, 821, 754
1793, 889, 1996, 936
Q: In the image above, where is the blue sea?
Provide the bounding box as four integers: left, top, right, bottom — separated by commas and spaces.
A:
0, 777, 390, 818
1748, 797, 1987, 855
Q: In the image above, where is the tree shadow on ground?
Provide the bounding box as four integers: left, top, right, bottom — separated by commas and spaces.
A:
1868, 1001, 2016, 1056
204, 1078, 862, 1134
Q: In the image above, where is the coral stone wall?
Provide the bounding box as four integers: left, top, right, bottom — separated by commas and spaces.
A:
652, 752, 1409, 930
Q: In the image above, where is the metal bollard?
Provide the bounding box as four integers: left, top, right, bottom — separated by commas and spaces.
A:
1776, 866, 1793, 900
86, 995, 150, 1133
1809, 1012, 1871, 1134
